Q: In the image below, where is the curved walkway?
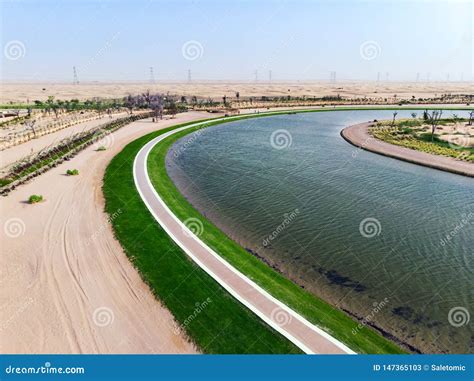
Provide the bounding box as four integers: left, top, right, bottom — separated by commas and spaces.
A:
341, 122, 474, 177
133, 116, 355, 354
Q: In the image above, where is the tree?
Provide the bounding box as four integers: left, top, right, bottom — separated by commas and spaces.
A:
142, 90, 152, 107
391, 111, 398, 128
150, 94, 164, 121
167, 99, 178, 118
124, 95, 135, 114
468, 111, 474, 126
426, 110, 442, 142
411, 112, 417, 119
24, 120, 37, 138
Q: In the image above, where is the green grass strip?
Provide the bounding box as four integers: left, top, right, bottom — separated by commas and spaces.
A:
103, 121, 301, 354
105, 107, 469, 354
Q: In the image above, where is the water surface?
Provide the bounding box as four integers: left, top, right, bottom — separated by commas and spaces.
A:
166, 110, 473, 353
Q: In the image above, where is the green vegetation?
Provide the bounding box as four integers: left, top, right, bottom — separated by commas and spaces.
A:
103, 124, 301, 354
28, 194, 43, 204
371, 118, 473, 162
101, 107, 472, 353
0, 178, 13, 187
146, 118, 407, 354
96, 146, 107, 151
0, 114, 151, 194
66, 169, 79, 176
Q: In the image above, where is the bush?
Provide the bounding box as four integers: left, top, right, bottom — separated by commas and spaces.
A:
66, 169, 79, 176
96, 146, 107, 151
28, 194, 43, 204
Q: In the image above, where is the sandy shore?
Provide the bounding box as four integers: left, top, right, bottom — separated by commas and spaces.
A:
341, 122, 474, 177
2, 81, 473, 104
0, 112, 208, 354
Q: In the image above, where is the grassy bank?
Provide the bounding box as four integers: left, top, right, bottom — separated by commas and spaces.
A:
103, 121, 301, 354
370, 118, 473, 162
105, 107, 468, 354
145, 113, 408, 354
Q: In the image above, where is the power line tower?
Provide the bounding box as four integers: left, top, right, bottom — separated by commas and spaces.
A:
330, 71, 336, 84
376, 72, 381, 83
268, 70, 272, 82
149, 67, 155, 84
426, 72, 431, 82
385, 72, 389, 82
187, 69, 192, 83
254, 70, 258, 82
416, 72, 420, 82
73, 66, 79, 85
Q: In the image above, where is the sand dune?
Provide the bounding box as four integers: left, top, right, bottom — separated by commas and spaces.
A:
2, 81, 472, 104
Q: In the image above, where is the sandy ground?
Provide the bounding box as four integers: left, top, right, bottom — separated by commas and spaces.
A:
0, 112, 208, 354
341, 122, 474, 177
0, 112, 130, 175
2, 81, 473, 104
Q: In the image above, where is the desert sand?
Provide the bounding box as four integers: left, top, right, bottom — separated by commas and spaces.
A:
0, 112, 209, 354
1, 81, 473, 104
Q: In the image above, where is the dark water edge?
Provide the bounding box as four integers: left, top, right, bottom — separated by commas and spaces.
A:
165, 110, 474, 354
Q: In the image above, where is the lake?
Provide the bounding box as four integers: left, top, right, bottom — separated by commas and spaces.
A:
166, 110, 473, 353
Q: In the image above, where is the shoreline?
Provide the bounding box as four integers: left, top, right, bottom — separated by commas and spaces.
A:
341, 122, 474, 177
142, 110, 409, 354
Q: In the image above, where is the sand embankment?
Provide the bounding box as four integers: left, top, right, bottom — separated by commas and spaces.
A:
341, 122, 474, 177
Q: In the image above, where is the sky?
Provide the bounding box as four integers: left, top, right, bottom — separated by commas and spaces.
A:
1, 0, 472, 82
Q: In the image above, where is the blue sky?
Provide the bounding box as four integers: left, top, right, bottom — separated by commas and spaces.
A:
1, 0, 472, 82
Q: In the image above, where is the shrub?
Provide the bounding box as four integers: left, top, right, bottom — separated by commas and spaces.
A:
96, 146, 107, 151
28, 194, 44, 204
66, 169, 79, 176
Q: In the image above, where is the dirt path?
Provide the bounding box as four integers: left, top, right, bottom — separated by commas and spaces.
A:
341, 122, 474, 177
0, 112, 207, 354
1, 112, 131, 173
